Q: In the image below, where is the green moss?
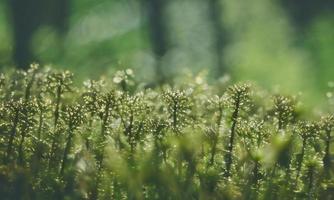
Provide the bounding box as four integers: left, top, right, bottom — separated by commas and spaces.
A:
0, 65, 333, 199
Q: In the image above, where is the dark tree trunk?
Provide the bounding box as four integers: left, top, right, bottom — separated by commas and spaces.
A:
208, 0, 227, 77
280, 0, 334, 30
142, 0, 169, 84
7, 0, 70, 69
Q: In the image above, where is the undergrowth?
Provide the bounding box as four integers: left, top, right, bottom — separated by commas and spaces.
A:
0, 65, 333, 200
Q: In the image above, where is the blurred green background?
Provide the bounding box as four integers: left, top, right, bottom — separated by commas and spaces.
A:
0, 0, 333, 107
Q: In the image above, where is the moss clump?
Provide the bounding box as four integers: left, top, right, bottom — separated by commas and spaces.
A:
0, 65, 333, 200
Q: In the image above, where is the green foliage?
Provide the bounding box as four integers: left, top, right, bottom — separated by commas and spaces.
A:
162, 90, 192, 133
0, 65, 333, 200
272, 95, 297, 130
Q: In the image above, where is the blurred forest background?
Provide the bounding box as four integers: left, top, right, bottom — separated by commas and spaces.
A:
0, 0, 333, 107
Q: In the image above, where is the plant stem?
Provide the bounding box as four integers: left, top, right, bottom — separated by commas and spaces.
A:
4, 110, 19, 164
278, 111, 283, 130
24, 71, 36, 101
173, 99, 178, 131
54, 85, 62, 130
323, 129, 332, 172
48, 84, 62, 169
217, 105, 223, 128
225, 93, 241, 178
91, 98, 111, 199
60, 124, 73, 176
18, 126, 28, 165
32, 109, 44, 175
307, 166, 314, 200
209, 137, 217, 166
295, 138, 306, 183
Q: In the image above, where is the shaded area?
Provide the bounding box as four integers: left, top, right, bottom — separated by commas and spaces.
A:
7, 0, 70, 69
208, 0, 227, 77
142, 0, 169, 83
0, 0, 333, 106
280, 0, 334, 30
